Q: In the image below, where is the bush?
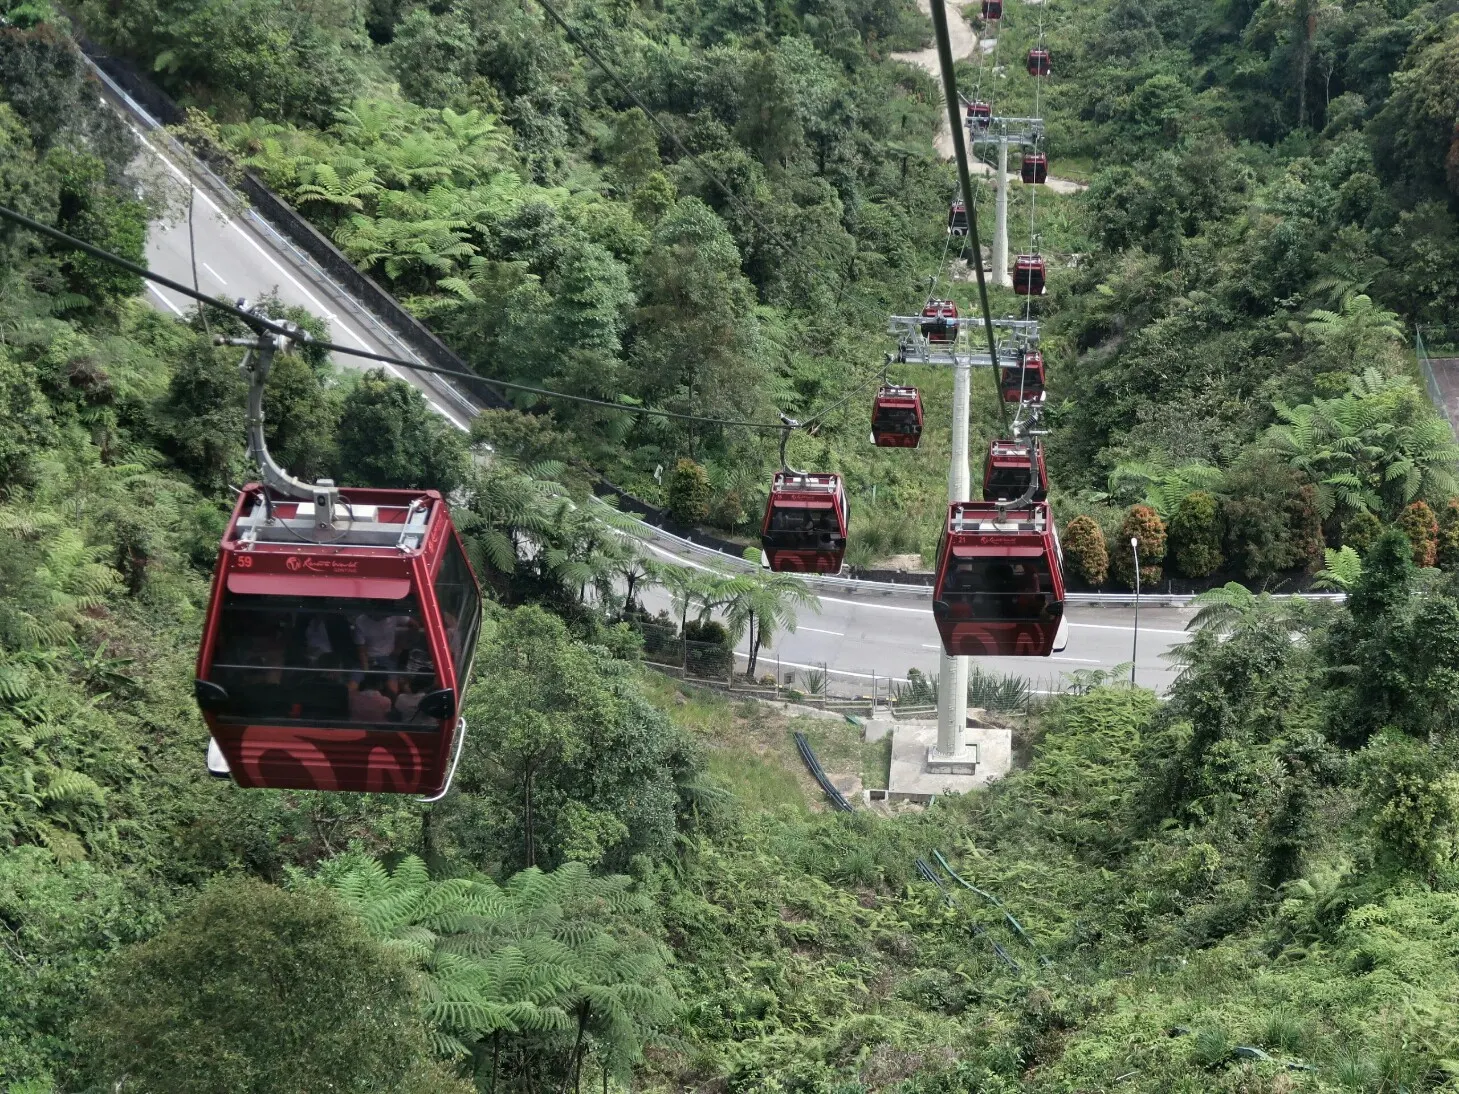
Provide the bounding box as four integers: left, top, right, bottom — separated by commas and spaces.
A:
1169, 490, 1223, 577
1398, 500, 1439, 568
1110, 505, 1166, 589
1221, 455, 1324, 580
667, 458, 712, 524
1062, 515, 1109, 586
683, 617, 733, 678
78, 878, 451, 1094
1437, 500, 1459, 572
1343, 509, 1383, 555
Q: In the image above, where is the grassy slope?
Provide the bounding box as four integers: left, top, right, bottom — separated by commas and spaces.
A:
646, 681, 1456, 1093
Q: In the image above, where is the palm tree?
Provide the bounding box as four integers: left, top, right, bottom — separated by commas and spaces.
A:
1104, 459, 1223, 520
1313, 545, 1362, 591
720, 562, 821, 678
325, 855, 675, 1089
656, 564, 712, 638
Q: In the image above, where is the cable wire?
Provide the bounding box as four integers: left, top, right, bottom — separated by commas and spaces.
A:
0, 203, 791, 433
528, 0, 947, 432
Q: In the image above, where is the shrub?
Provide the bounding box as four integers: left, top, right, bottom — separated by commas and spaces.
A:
1169, 490, 1224, 577
1398, 500, 1439, 568
1437, 500, 1459, 572
667, 458, 712, 525
1343, 509, 1383, 555
683, 618, 732, 678
1062, 515, 1109, 586
1221, 455, 1324, 580
1110, 505, 1166, 589
78, 878, 454, 1094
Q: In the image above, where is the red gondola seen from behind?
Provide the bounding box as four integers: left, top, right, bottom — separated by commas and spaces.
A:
1000, 348, 1046, 403
761, 470, 849, 574
871, 384, 924, 448
1013, 254, 1047, 296
933, 501, 1067, 657
966, 101, 993, 129
194, 315, 482, 799
195, 484, 483, 796
982, 0, 1002, 19
1027, 48, 1051, 76
948, 200, 969, 236
983, 440, 1048, 502
1021, 153, 1048, 185
921, 299, 960, 344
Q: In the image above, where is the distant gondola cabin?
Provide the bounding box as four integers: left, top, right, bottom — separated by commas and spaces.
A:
760, 471, 849, 574
872, 385, 924, 448
1013, 255, 1047, 296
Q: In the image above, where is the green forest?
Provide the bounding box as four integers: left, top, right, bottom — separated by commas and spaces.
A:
4, 0, 1459, 1089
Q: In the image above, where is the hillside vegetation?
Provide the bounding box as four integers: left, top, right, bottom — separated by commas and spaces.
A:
69, 0, 1459, 584
3, 0, 1459, 1092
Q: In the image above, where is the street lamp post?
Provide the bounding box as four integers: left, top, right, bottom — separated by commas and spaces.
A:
1130, 537, 1140, 687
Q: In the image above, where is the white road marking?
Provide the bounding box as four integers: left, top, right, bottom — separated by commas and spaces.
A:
818, 594, 931, 613
202, 262, 227, 286
1046, 656, 1102, 664
129, 123, 471, 431
147, 283, 184, 316
921, 643, 942, 649
797, 627, 845, 636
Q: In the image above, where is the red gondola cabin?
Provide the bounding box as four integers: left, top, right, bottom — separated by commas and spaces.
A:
983, 441, 1048, 502
871, 385, 924, 448
1013, 254, 1047, 296
966, 101, 993, 129
194, 484, 483, 796
921, 299, 960, 344
1021, 153, 1048, 184
982, 0, 1002, 19
761, 471, 849, 574
933, 501, 1067, 657
948, 200, 969, 236
1000, 348, 1046, 403
1027, 48, 1051, 76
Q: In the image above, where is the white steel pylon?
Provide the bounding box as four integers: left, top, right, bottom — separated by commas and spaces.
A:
936, 356, 972, 756
993, 137, 1010, 288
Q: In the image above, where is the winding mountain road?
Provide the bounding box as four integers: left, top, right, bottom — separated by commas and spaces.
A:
890, 0, 1086, 195
96, 50, 1189, 695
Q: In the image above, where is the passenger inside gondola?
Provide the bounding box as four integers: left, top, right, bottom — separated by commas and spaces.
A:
876, 406, 921, 435
208, 592, 438, 728
942, 556, 1053, 620
767, 506, 842, 548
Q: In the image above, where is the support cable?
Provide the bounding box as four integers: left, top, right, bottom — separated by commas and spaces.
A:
928, 0, 1007, 433
0, 203, 793, 434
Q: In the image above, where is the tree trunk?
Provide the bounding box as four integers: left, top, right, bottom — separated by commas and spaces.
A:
491, 1032, 500, 1094
746, 609, 758, 677
560, 1005, 590, 1094
524, 763, 536, 868
1297, 3, 1315, 128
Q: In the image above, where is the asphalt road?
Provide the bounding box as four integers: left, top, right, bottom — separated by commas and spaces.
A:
636, 583, 1192, 696
112, 82, 476, 434
108, 72, 1196, 695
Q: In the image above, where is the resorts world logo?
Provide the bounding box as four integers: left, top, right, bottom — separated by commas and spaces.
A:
282, 556, 360, 574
